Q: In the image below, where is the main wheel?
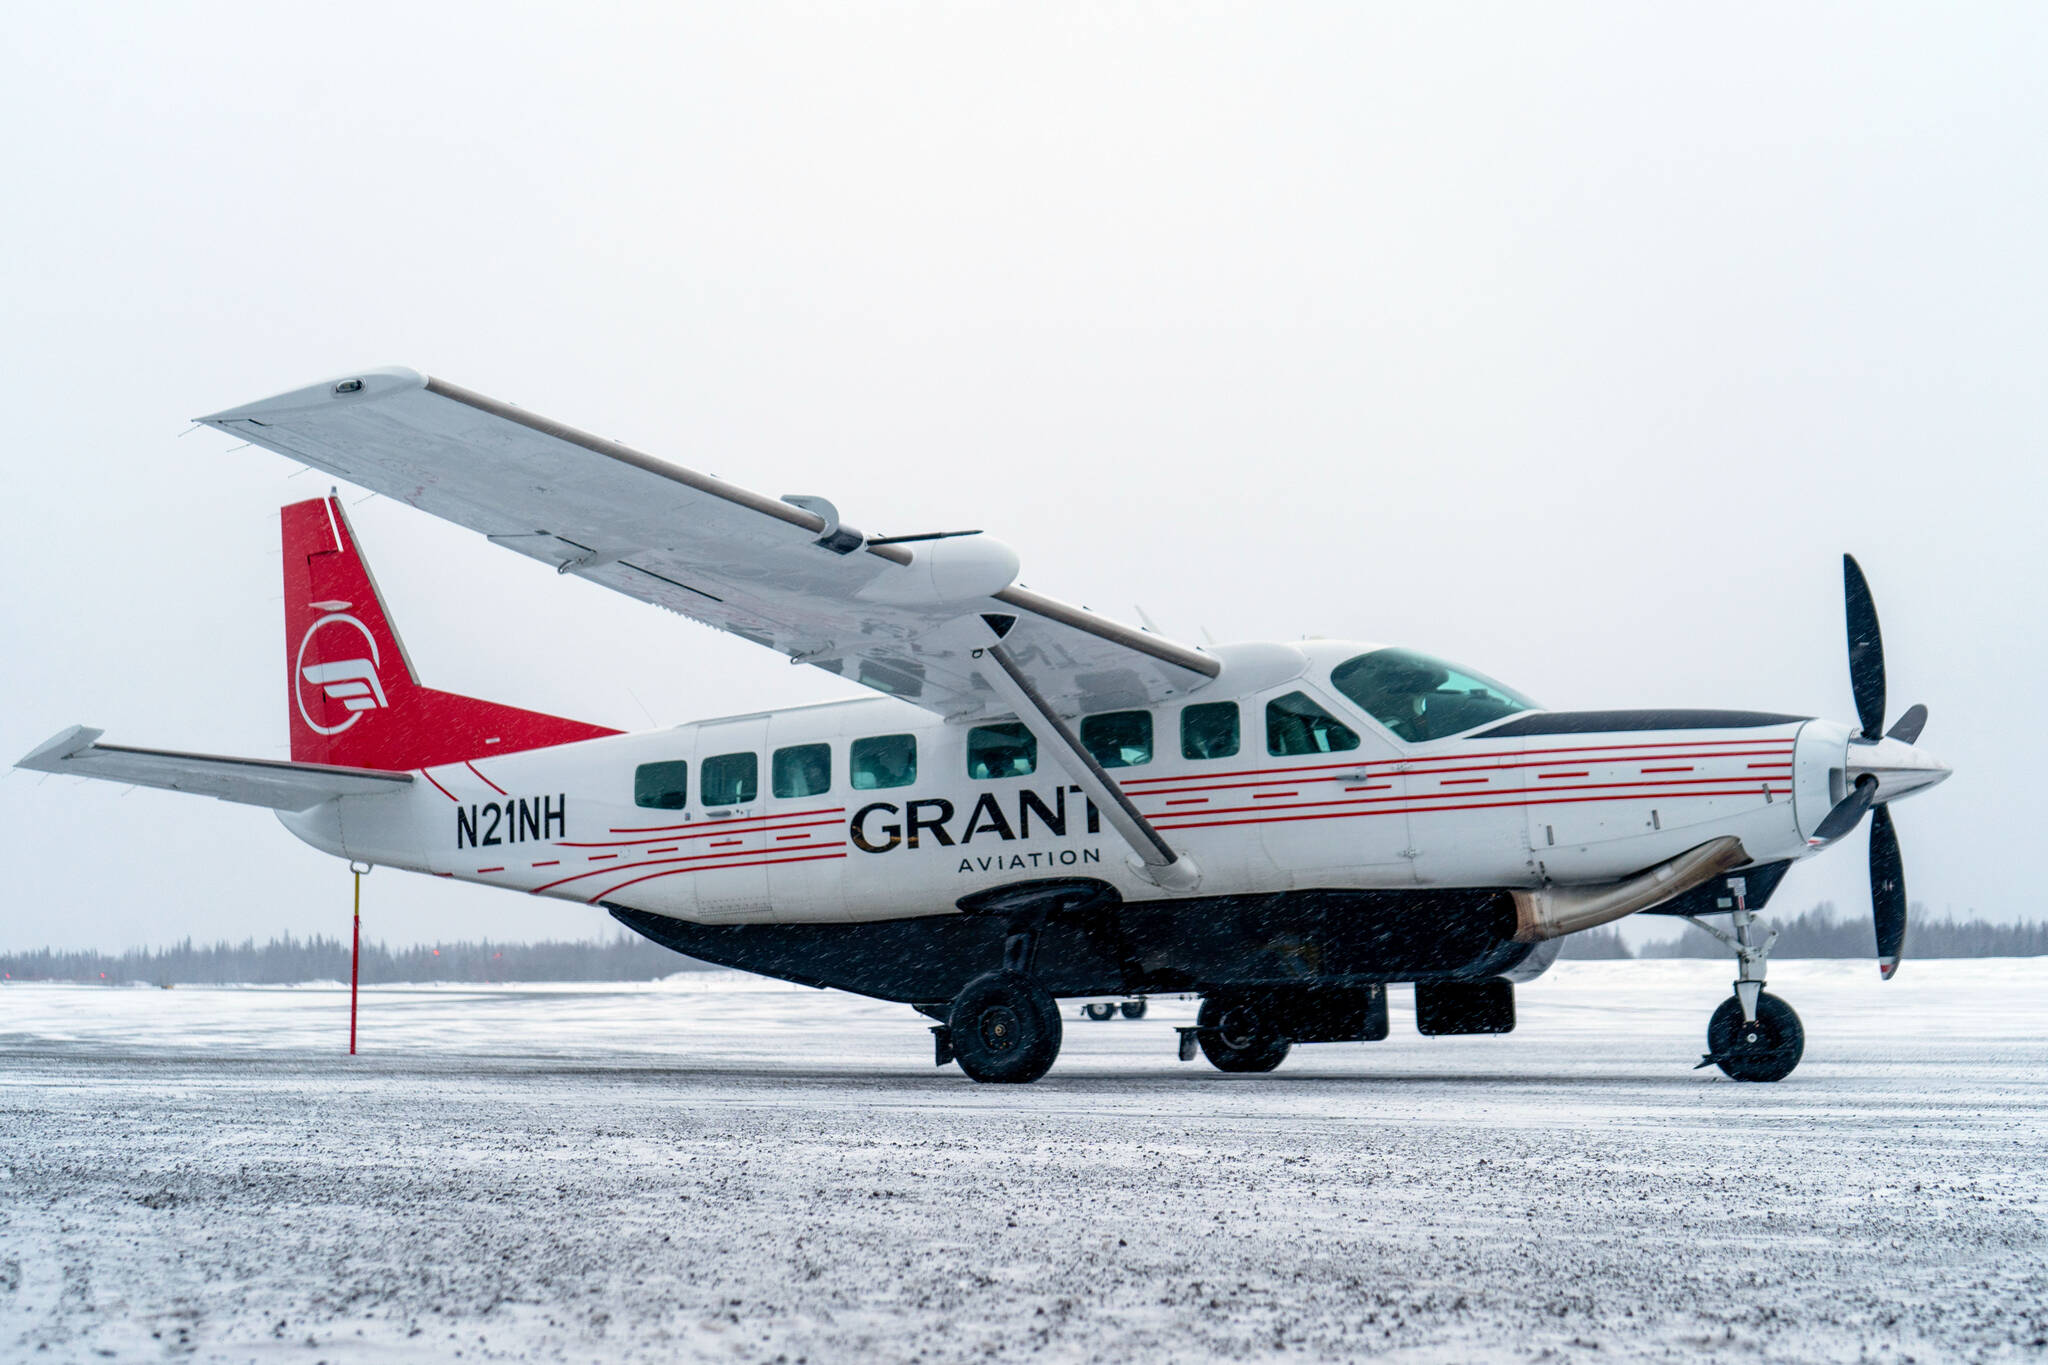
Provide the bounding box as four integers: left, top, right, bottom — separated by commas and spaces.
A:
1084, 1002, 1116, 1021
1119, 999, 1148, 1020
949, 971, 1063, 1083
1196, 996, 1291, 1073
1707, 992, 1804, 1082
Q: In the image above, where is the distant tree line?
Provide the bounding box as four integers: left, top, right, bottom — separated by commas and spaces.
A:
1555, 925, 1633, 959
6, 903, 2041, 984
0, 931, 709, 985
1560, 902, 2048, 961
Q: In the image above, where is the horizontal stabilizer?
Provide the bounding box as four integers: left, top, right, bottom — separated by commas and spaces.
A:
15, 726, 413, 812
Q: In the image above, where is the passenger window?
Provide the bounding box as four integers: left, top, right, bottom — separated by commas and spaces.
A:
1266, 691, 1360, 756
699, 751, 758, 806
850, 734, 917, 790
1081, 710, 1152, 768
771, 743, 831, 799
633, 760, 689, 810
967, 722, 1036, 779
1180, 702, 1240, 760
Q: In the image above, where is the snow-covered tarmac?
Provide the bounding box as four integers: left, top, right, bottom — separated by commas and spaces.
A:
2, 959, 2044, 1363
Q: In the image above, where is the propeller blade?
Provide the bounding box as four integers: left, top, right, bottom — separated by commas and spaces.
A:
1844, 554, 1886, 741
1810, 774, 1878, 845
1870, 803, 1907, 979
1885, 703, 1929, 746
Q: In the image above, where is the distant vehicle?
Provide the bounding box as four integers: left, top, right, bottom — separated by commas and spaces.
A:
1078, 999, 1148, 1022
20, 369, 1949, 1083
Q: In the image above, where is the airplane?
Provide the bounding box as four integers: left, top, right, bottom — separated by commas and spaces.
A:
17, 367, 1951, 1084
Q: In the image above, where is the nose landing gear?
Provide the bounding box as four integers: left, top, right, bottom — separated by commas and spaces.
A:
1686, 879, 1806, 1082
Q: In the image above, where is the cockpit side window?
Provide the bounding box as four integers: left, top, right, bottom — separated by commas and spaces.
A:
1266, 691, 1359, 756
1330, 648, 1537, 743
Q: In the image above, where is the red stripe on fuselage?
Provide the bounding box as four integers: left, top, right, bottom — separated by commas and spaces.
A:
1153, 784, 1788, 832
1115, 734, 1799, 790
1144, 774, 1792, 823
1120, 745, 1795, 799
563, 816, 843, 849
607, 806, 845, 835
464, 761, 507, 796
581, 852, 848, 905
527, 841, 851, 895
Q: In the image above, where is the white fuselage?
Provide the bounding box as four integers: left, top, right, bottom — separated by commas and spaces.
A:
280, 641, 1847, 933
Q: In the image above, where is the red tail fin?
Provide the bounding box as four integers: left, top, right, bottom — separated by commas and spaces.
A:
282, 497, 619, 771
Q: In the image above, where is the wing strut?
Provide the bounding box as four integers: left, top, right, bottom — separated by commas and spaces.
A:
976, 644, 1202, 893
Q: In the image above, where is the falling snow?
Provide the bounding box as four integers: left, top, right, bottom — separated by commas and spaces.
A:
3, 959, 2045, 1362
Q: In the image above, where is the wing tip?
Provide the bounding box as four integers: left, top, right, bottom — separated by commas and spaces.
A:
16, 724, 105, 773
195, 366, 427, 425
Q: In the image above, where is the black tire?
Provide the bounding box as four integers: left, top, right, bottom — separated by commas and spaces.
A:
1707, 992, 1804, 1082
1119, 999, 1148, 1020
1084, 1002, 1116, 1022
948, 971, 1062, 1084
1196, 996, 1291, 1073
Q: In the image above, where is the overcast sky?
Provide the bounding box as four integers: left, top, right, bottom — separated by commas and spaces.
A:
3, 3, 2042, 951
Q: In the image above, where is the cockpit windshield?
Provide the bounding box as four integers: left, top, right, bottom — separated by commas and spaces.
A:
1329, 648, 1539, 743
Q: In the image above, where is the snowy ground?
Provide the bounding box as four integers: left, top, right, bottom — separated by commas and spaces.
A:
2, 960, 2044, 1363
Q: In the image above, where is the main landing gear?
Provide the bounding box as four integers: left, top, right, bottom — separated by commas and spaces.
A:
1191, 995, 1291, 1073
931, 925, 1064, 1084
1687, 879, 1805, 1082
1081, 998, 1148, 1021
943, 970, 1063, 1084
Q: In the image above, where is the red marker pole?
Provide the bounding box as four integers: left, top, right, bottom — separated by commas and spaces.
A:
348, 862, 369, 1055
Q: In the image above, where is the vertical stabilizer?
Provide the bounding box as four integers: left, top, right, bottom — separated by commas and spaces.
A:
282, 497, 619, 770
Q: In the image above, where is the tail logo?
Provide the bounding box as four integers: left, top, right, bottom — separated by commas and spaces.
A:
296, 613, 389, 736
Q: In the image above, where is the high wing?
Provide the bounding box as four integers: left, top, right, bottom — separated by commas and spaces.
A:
17, 727, 414, 811
198, 368, 1218, 720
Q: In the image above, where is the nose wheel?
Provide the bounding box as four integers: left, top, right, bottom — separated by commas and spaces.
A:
1703, 992, 1805, 1082
1685, 878, 1806, 1082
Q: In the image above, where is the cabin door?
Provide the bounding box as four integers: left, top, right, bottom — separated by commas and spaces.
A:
688, 717, 771, 921
762, 714, 848, 923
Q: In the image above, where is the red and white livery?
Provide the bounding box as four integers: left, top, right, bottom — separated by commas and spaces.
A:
20, 368, 1950, 1083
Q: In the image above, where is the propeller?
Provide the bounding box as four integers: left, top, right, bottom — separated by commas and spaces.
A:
1870, 804, 1906, 980
1885, 703, 1928, 746
1808, 554, 1926, 979
1843, 554, 1887, 741
1809, 774, 1877, 845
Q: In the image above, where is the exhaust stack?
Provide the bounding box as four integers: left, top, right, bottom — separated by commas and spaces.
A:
1511, 836, 1749, 943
